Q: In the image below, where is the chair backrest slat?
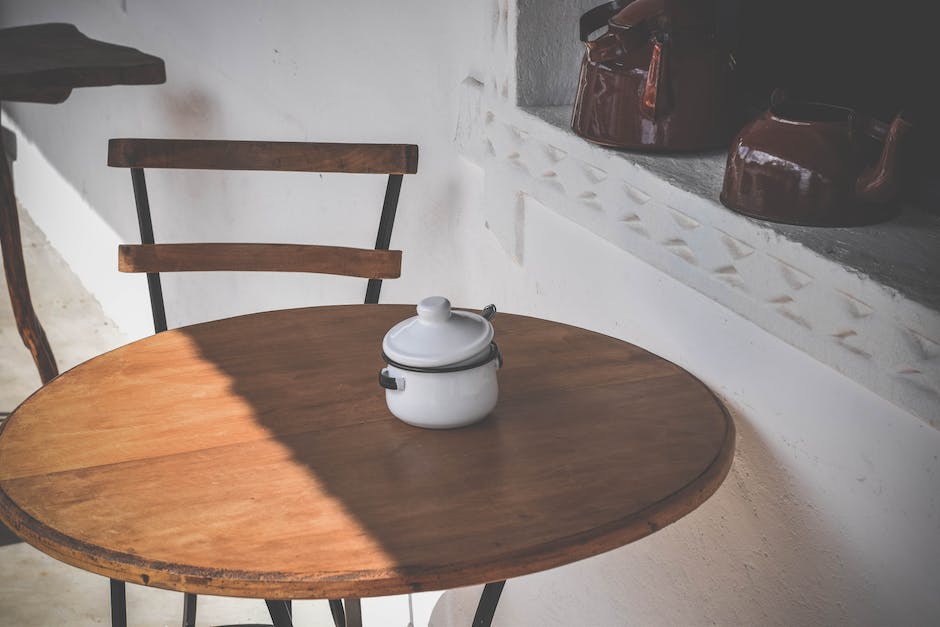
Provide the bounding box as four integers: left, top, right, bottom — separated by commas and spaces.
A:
118, 243, 401, 278
108, 139, 419, 174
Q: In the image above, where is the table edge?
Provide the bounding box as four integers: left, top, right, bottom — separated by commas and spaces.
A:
0, 304, 736, 598
0, 400, 734, 599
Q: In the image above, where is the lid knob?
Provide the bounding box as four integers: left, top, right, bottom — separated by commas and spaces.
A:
416, 296, 452, 324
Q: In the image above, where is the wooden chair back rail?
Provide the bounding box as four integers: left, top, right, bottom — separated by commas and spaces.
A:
108, 139, 419, 174
118, 243, 402, 278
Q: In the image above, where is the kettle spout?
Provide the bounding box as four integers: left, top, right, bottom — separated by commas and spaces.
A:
855, 111, 913, 203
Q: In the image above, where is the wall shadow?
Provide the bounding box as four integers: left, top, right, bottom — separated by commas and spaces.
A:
0, 520, 22, 547
428, 401, 884, 626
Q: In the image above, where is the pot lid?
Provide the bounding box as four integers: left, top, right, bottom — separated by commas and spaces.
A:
382, 296, 494, 368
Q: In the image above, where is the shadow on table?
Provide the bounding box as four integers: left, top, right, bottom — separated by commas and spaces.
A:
172, 304, 736, 595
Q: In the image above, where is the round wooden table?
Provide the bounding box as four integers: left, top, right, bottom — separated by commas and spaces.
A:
0, 304, 734, 626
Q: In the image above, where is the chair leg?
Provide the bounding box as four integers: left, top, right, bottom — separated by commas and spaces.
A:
110, 579, 127, 627
182, 592, 197, 627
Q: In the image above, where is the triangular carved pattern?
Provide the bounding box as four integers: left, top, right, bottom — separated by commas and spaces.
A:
718, 232, 755, 261
906, 328, 940, 361
837, 291, 875, 319
831, 329, 872, 358
623, 183, 650, 205
668, 207, 701, 230
578, 191, 603, 211
615, 212, 650, 238
662, 238, 698, 266
773, 258, 814, 290
775, 304, 813, 329
543, 144, 567, 164
712, 265, 748, 292
581, 162, 608, 184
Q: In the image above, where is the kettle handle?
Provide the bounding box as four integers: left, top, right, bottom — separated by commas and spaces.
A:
855, 110, 913, 203
579, 1, 628, 42
580, 1, 629, 64
640, 35, 668, 119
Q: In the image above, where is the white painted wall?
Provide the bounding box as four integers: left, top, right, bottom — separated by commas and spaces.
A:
2, 1, 938, 626
2, 0, 492, 339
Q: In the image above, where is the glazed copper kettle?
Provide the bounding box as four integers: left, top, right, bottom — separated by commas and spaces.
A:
571, 0, 734, 152
720, 91, 913, 226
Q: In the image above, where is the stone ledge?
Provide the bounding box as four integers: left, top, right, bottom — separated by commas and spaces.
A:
527, 105, 940, 314
461, 95, 940, 427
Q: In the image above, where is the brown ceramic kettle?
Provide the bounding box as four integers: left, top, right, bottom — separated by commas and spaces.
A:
571, 0, 734, 152
720, 91, 913, 226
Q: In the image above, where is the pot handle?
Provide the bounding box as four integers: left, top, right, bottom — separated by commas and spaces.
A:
482, 304, 497, 321
379, 368, 405, 391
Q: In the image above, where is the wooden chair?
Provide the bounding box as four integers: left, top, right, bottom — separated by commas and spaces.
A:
108, 138, 418, 627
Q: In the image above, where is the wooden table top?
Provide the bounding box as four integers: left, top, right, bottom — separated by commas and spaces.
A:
0, 23, 165, 103
0, 305, 734, 599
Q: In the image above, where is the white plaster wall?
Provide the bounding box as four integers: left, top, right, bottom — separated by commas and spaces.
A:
515, 0, 597, 106
3, 2, 939, 626
1, 0, 492, 338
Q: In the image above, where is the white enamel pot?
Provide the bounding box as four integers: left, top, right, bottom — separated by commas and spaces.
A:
379, 297, 502, 429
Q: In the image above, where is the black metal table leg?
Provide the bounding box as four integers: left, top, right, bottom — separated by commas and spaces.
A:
345, 598, 362, 627
264, 599, 293, 627
329, 598, 346, 627
109, 579, 127, 627
182, 592, 197, 627
472, 581, 506, 627
328, 597, 361, 627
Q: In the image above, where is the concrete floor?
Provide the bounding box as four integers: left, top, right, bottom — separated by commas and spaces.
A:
0, 207, 368, 626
